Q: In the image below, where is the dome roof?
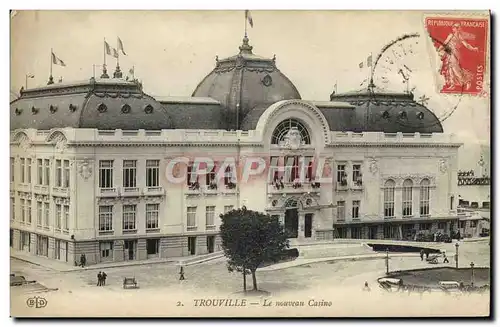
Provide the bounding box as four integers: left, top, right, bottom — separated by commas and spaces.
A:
10, 78, 174, 130
330, 87, 444, 133
192, 36, 301, 130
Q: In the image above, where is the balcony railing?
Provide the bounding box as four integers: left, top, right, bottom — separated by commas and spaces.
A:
269, 180, 321, 194
206, 225, 216, 231
187, 225, 197, 231
52, 187, 69, 197
122, 187, 140, 196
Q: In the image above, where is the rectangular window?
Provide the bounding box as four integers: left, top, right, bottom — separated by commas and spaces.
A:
206, 163, 217, 186
384, 187, 395, 218
420, 223, 432, 230
352, 200, 360, 219
146, 160, 160, 187
187, 206, 197, 228
56, 159, 62, 187
438, 222, 447, 230
146, 203, 159, 229
99, 206, 113, 231
269, 156, 280, 182
205, 206, 215, 226
224, 166, 235, 186
44, 159, 50, 186
304, 156, 314, 181
37, 159, 43, 185
337, 164, 346, 186
224, 205, 234, 214
147, 239, 159, 255
43, 201, 49, 227
27, 158, 32, 184
336, 227, 347, 238
55, 204, 62, 229
459, 221, 466, 229
470, 220, 478, 228
20, 158, 26, 183
37, 201, 43, 226
337, 201, 345, 221
352, 164, 362, 185
63, 160, 70, 188
420, 184, 430, 216
25, 200, 32, 225
63, 205, 69, 231
100, 241, 113, 258
123, 160, 137, 188
122, 205, 137, 230
10, 198, 15, 221
450, 196, 454, 210
20, 199, 25, 222
402, 186, 413, 217
10, 157, 15, 183
186, 162, 197, 185
285, 156, 299, 182
99, 160, 114, 188
54, 240, 61, 260
351, 227, 362, 239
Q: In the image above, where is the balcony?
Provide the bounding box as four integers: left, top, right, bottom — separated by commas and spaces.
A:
186, 182, 201, 196
34, 184, 49, 194
52, 187, 69, 197
122, 187, 140, 197
350, 179, 364, 191
269, 180, 321, 195
99, 187, 118, 197
222, 182, 238, 195
335, 180, 349, 192
143, 186, 164, 196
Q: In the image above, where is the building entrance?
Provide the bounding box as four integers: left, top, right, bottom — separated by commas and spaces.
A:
285, 208, 299, 238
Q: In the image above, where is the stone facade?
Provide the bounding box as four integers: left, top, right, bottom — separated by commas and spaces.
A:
10, 98, 463, 265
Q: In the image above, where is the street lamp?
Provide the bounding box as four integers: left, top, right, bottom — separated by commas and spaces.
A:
385, 248, 389, 275
470, 262, 475, 287
455, 242, 459, 268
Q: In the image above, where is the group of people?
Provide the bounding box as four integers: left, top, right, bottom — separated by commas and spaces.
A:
97, 271, 108, 286
419, 249, 450, 263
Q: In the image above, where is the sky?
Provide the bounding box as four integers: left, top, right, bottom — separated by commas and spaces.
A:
10, 10, 490, 150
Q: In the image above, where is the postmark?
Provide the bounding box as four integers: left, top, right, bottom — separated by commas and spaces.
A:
425, 17, 488, 96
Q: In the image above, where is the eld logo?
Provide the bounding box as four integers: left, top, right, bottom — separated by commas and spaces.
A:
26, 296, 47, 309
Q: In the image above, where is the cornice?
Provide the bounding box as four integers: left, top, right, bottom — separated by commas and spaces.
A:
327, 142, 462, 148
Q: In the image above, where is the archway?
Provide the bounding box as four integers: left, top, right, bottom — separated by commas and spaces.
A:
284, 198, 299, 238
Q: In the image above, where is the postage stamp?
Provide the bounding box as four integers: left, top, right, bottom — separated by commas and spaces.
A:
425, 16, 489, 95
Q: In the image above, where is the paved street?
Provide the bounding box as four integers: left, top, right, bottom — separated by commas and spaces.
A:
10, 240, 490, 317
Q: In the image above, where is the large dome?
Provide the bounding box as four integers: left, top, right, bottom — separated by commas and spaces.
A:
192, 36, 301, 130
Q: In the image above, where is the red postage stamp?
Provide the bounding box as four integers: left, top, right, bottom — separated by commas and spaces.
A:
425, 17, 488, 95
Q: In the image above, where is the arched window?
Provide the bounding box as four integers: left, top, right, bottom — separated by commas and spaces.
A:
402, 179, 413, 217
384, 179, 395, 218
284, 198, 298, 209
420, 179, 430, 216
271, 118, 311, 145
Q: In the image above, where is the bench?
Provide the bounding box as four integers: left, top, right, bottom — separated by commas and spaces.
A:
123, 277, 138, 289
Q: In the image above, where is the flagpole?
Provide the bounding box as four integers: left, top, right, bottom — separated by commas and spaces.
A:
103, 38, 106, 67
244, 11, 247, 37
48, 48, 54, 85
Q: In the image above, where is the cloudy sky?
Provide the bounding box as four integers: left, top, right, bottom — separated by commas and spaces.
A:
10, 10, 490, 150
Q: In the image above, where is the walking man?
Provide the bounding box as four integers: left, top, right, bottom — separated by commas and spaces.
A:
420, 249, 424, 261
179, 266, 185, 280
102, 271, 108, 286
97, 271, 102, 286
442, 251, 449, 263
80, 254, 86, 268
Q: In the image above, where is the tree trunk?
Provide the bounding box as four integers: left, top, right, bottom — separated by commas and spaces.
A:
251, 269, 258, 291
243, 268, 247, 292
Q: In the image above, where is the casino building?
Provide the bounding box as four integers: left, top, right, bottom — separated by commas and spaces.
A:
10, 36, 462, 265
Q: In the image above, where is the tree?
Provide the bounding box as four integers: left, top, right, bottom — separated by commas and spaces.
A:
219, 206, 289, 292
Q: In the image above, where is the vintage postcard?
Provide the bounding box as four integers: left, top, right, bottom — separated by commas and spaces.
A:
9, 10, 491, 318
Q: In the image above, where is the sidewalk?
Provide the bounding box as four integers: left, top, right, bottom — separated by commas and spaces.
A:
10, 249, 224, 273
258, 253, 420, 272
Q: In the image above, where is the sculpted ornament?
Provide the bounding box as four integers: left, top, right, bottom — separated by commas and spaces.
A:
18, 134, 32, 151
54, 134, 68, 153
279, 127, 304, 150
439, 159, 448, 173
78, 160, 93, 180
368, 159, 379, 174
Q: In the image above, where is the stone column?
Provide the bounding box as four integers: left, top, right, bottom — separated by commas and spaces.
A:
113, 240, 124, 262
298, 213, 305, 240
30, 232, 37, 255
137, 239, 147, 260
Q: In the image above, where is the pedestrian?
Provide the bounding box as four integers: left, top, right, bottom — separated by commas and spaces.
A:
80, 254, 86, 268
179, 266, 185, 280
420, 249, 424, 261
102, 271, 107, 286
442, 251, 449, 263
425, 250, 429, 260
97, 271, 102, 286
363, 281, 371, 292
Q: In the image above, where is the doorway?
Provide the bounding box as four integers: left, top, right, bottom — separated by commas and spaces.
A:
124, 240, 137, 260
304, 214, 313, 238
207, 236, 215, 253
369, 226, 378, 239
147, 239, 160, 259
285, 208, 299, 238
188, 237, 196, 255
